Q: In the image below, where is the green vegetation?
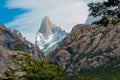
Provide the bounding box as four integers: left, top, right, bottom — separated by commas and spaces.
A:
64, 75, 100, 80
88, 0, 120, 26
63, 66, 120, 80
100, 29, 111, 39
64, 66, 120, 80
80, 66, 120, 80
105, 47, 115, 53
1, 53, 64, 80
14, 43, 24, 51
0, 33, 2, 36
2, 53, 119, 80
88, 51, 103, 58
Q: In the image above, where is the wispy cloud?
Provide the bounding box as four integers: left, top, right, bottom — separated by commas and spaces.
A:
5, 0, 90, 43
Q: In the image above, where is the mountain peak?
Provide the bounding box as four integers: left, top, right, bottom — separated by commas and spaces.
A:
39, 16, 52, 34
44, 16, 50, 20
36, 16, 67, 53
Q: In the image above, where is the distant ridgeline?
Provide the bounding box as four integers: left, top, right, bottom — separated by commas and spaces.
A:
0, 24, 44, 76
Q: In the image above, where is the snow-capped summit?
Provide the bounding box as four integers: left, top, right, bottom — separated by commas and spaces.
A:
36, 16, 67, 53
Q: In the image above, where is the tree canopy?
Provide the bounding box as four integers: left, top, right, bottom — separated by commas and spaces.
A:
88, 0, 120, 26
2, 53, 64, 80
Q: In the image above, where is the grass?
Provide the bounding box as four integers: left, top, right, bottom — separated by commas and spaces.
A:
80, 66, 120, 80
64, 66, 120, 80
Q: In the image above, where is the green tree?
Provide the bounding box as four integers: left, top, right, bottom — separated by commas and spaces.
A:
14, 43, 24, 51
88, 0, 120, 26
2, 53, 64, 80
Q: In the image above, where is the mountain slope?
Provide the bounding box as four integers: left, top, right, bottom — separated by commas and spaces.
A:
36, 16, 67, 53
47, 24, 120, 75
0, 24, 44, 76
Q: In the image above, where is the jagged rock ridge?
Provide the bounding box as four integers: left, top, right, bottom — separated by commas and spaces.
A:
47, 24, 120, 75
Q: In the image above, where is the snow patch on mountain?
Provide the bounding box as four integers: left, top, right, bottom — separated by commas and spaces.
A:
36, 16, 67, 53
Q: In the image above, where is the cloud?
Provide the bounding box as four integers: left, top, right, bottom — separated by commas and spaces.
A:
5, 0, 91, 43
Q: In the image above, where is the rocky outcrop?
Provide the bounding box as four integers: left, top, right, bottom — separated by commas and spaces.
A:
39, 16, 52, 34
47, 24, 120, 75
0, 24, 44, 76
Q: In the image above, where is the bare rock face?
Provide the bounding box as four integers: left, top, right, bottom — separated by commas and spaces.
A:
0, 24, 44, 76
0, 45, 17, 76
39, 16, 52, 34
47, 24, 120, 75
